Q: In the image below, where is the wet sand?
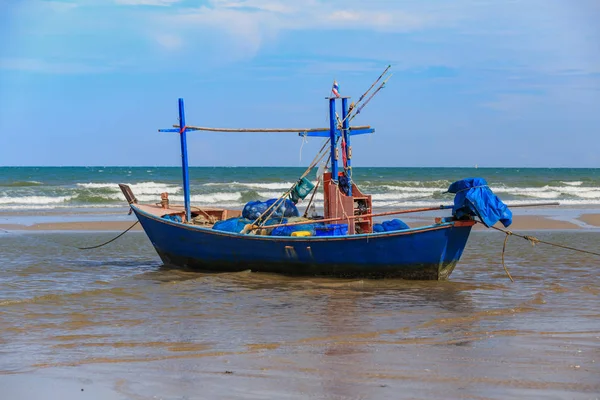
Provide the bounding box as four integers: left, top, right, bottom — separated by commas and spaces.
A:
1, 209, 599, 399
1, 230, 599, 399
0, 220, 144, 231
580, 213, 600, 227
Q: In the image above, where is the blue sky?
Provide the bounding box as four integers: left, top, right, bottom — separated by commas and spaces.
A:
0, 0, 599, 167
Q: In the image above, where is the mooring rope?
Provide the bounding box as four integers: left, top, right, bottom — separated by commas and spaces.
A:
77, 220, 139, 250
479, 221, 600, 282
501, 233, 515, 282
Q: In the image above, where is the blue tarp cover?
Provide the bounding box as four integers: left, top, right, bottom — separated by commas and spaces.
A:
448, 178, 512, 228
212, 217, 252, 233
271, 222, 323, 236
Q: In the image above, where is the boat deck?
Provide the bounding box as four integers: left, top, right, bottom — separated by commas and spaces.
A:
136, 203, 242, 224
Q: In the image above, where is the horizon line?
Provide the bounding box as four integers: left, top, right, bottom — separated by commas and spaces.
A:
2, 165, 599, 169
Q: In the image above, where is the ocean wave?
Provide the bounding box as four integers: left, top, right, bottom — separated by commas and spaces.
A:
77, 182, 181, 194
362, 179, 452, 188
561, 181, 583, 186
135, 192, 243, 204
505, 190, 562, 199
202, 181, 297, 190
4, 176, 600, 211
491, 185, 600, 199
256, 191, 296, 199
372, 198, 600, 208
0, 204, 126, 210
379, 185, 447, 194
1, 181, 44, 187
0, 195, 74, 205
72, 193, 124, 203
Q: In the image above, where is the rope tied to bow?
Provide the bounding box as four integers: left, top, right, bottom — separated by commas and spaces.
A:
480, 221, 600, 282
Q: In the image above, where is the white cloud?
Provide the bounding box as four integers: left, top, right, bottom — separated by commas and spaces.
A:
114, 0, 181, 6
154, 33, 183, 50
150, 0, 442, 60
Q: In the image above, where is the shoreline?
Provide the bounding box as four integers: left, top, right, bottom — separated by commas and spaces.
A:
2, 213, 600, 232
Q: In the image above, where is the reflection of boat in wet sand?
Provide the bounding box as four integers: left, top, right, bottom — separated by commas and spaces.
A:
120, 74, 512, 280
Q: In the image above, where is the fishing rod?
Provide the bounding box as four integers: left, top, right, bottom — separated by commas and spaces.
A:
348, 73, 393, 122
337, 65, 392, 128
357, 64, 391, 104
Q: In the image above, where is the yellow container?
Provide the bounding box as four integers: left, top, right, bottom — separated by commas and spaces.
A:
291, 231, 312, 237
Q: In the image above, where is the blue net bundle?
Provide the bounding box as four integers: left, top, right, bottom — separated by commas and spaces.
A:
242, 199, 299, 220
162, 214, 182, 223
373, 219, 410, 232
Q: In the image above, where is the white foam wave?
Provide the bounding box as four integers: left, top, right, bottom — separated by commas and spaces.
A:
507, 190, 562, 199
371, 193, 445, 201
77, 182, 181, 194
74, 193, 125, 201
203, 181, 297, 190
545, 186, 600, 197
491, 185, 600, 199
562, 181, 583, 186
136, 192, 243, 204
368, 180, 451, 188
379, 185, 446, 194
0, 195, 74, 205
256, 191, 296, 199
0, 203, 126, 210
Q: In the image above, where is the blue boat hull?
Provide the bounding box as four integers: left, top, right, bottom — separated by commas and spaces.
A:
132, 206, 474, 280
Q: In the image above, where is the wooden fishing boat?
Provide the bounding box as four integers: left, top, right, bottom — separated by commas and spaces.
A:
121, 83, 485, 280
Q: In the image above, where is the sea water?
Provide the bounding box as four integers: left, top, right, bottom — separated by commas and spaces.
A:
1, 166, 600, 211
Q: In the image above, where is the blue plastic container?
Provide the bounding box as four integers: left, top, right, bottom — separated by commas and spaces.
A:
315, 223, 348, 236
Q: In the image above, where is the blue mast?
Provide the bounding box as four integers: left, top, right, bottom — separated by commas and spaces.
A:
341, 97, 352, 196
328, 98, 338, 182
159, 96, 374, 224
178, 98, 191, 223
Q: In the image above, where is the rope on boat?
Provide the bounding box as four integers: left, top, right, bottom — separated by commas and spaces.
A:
478, 222, 600, 282
77, 221, 139, 250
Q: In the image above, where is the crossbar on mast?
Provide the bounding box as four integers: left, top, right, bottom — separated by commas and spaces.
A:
170, 125, 371, 133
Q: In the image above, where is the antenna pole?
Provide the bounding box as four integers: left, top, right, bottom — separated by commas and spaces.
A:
328, 98, 338, 182
341, 97, 352, 196
178, 98, 191, 223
